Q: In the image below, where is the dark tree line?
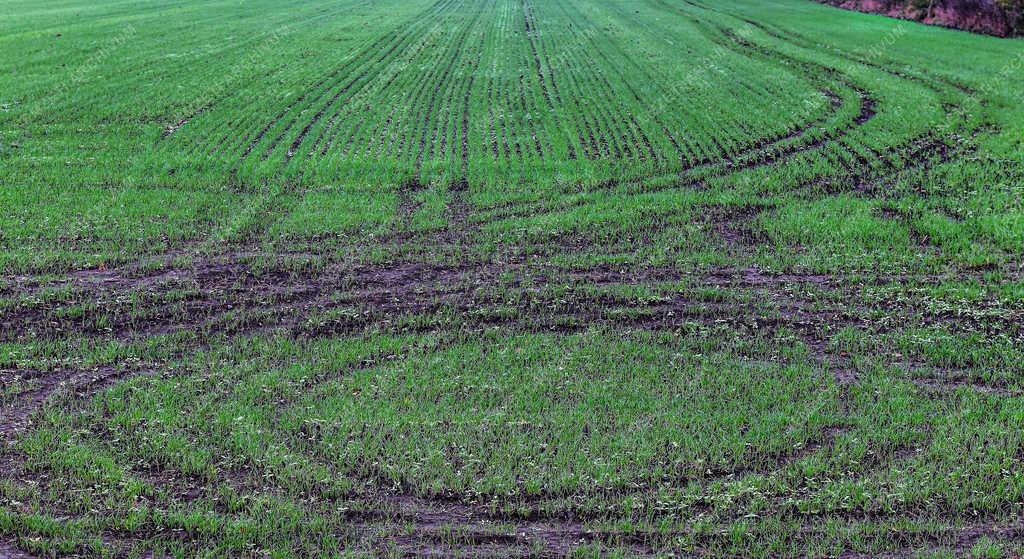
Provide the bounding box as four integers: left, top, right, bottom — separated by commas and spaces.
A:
823, 0, 1023, 36
994, 0, 1024, 33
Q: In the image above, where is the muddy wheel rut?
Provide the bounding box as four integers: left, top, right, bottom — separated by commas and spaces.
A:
4, 256, 1013, 342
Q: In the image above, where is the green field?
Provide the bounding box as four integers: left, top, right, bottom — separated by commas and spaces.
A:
1, 0, 1023, 556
